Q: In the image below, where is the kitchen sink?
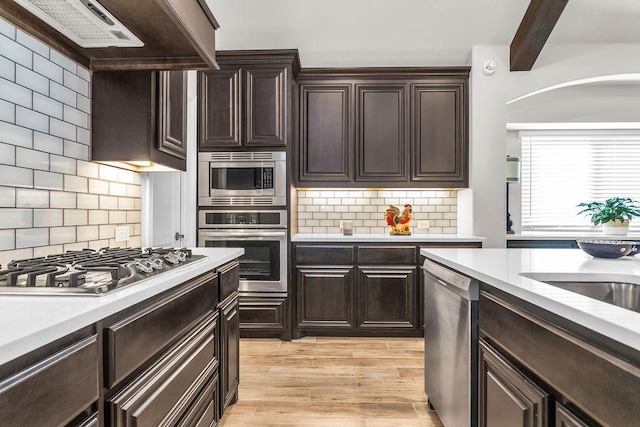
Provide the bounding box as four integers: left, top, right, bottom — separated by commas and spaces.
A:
519, 273, 640, 313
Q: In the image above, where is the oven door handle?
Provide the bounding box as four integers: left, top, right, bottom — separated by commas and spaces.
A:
199, 231, 287, 238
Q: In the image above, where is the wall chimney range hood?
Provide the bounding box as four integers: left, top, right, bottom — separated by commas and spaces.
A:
12, 0, 144, 48
0, 0, 219, 71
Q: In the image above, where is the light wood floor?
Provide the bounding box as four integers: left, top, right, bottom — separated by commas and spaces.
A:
219, 337, 443, 427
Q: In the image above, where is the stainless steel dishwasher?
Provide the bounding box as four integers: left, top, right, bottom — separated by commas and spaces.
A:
423, 258, 479, 427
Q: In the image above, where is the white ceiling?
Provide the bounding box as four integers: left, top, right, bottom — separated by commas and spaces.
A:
207, 0, 640, 67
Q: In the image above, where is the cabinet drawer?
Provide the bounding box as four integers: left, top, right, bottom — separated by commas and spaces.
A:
105, 271, 217, 387
109, 313, 218, 427
239, 296, 287, 333
0, 335, 99, 427
295, 245, 355, 264
218, 260, 239, 303
178, 374, 218, 427
358, 245, 416, 264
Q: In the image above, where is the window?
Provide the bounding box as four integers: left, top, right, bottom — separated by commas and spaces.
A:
520, 130, 640, 232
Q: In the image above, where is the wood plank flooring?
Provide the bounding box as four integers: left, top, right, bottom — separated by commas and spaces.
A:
219, 337, 443, 427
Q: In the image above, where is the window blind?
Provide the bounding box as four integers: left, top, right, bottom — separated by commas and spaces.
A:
520, 130, 640, 232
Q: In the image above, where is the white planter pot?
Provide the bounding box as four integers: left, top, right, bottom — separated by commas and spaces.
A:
602, 219, 630, 236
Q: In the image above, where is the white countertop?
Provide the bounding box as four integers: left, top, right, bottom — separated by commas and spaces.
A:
420, 248, 640, 352
292, 233, 485, 243
0, 248, 244, 366
507, 232, 640, 240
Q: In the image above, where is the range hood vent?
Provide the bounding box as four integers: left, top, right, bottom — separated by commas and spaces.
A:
13, 0, 143, 48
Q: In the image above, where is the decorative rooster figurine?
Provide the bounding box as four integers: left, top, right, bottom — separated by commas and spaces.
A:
384, 204, 413, 235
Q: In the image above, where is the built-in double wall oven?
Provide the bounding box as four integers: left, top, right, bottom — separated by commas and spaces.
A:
198, 209, 288, 294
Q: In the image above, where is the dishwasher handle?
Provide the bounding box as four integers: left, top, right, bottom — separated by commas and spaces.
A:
423, 258, 478, 300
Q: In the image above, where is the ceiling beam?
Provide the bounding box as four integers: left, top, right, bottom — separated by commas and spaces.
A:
510, 0, 569, 71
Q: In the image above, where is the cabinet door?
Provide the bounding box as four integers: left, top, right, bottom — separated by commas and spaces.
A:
298, 84, 352, 182
220, 294, 240, 413
357, 266, 417, 329
555, 404, 589, 427
158, 70, 187, 160
479, 340, 549, 427
411, 83, 467, 187
245, 67, 287, 146
199, 68, 241, 148
356, 84, 408, 182
239, 295, 288, 336
296, 267, 356, 330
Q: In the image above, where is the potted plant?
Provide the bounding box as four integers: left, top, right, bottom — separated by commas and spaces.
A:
577, 197, 640, 236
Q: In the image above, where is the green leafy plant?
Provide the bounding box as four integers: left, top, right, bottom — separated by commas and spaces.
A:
577, 197, 640, 225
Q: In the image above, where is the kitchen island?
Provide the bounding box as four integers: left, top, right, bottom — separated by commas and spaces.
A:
0, 247, 243, 427
421, 248, 640, 427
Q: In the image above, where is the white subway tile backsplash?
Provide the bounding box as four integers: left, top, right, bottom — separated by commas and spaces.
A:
88, 179, 109, 195
33, 132, 63, 155
16, 65, 49, 96
63, 70, 89, 96
0, 56, 14, 82
0, 186, 15, 207
49, 154, 76, 174
99, 164, 119, 181
16, 188, 48, 208
0, 17, 15, 39
49, 81, 76, 107
0, 229, 14, 250
0, 120, 33, 148
89, 210, 108, 225
63, 105, 88, 128
64, 175, 88, 193
16, 147, 48, 171
34, 209, 63, 227
34, 170, 63, 190
0, 142, 15, 165
33, 54, 63, 84
0, 165, 32, 187
50, 50, 76, 74
64, 140, 88, 160
50, 191, 76, 208
0, 98, 15, 123
50, 117, 76, 140
77, 161, 98, 178
50, 226, 76, 245
16, 30, 49, 58
76, 94, 90, 114
0, 35, 32, 69
100, 195, 118, 209
109, 211, 126, 224
0, 208, 32, 229
0, 18, 140, 256
33, 92, 63, 119
33, 245, 64, 258
109, 182, 127, 196
16, 228, 49, 248
77, 225, 99, 241
77, 193, 98, 209
64, 209, 87, 226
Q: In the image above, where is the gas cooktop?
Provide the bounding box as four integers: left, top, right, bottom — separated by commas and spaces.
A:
0, 247, 206, 296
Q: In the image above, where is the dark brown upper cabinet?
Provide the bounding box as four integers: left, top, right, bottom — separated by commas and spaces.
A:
295, 68, 469, 188
356, 84, 409, 182
198, 50, 301, 150
92, 70, 187, 171
0, 0, 219, 71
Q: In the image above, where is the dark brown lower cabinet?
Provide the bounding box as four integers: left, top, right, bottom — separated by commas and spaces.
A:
357, 266, 417, 329
0, 333, 99, 427
219, 292, 240, 412
239, 295, 289, 339
479, 339, 549, 427
555, 404, 589, 427
297, 267, 356, 331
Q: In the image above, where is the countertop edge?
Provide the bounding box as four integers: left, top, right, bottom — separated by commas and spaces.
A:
292, 233, 486, 242
0, 248, 244, 366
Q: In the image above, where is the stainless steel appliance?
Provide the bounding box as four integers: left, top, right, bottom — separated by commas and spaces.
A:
198, 151, 286, 206
423, 258, 479, 427
0, 248, 205, 296
198, 210, 287, 294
